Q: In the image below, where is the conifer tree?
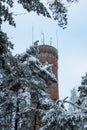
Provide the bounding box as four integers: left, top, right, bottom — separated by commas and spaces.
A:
0, 0, 79, 129
16, 42, 57, 129
76, 73, 87, 129
0, 39, 57, 129
68, 87, 78, 112
0, 0, 78, 29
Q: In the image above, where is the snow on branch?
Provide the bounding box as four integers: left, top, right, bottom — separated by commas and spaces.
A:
56, 97, 87, 111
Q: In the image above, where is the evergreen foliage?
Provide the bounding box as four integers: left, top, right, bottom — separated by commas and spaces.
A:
0, 37, 57, 129
68, 87, 78, 112
40, 73, 87, 130
0, 0, 78, 29
0, 0, 15, 27
76, 73, 87, 129
0, 0, 83, 130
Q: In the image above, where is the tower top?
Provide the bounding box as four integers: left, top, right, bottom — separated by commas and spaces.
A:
39, 44, 58, 59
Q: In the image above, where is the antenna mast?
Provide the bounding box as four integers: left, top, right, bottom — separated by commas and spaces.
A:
50, 37, 52, 46
56, 30, 58, 50
32, 24, 34, 45
41, 32, 45, 45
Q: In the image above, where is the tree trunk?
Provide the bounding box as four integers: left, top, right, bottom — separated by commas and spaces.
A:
34, 111, 37, 130
15, 101, 19, 130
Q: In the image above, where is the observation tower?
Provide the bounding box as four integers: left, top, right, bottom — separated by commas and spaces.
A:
38, 45, 59, 100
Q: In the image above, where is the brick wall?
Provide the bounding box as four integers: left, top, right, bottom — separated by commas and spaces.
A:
38, 45, 59, 100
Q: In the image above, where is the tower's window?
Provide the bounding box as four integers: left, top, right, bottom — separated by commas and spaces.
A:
38, 53, 46, 57
38, 52, 56, 58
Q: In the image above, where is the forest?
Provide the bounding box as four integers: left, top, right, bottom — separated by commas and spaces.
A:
1, 0, 87, 130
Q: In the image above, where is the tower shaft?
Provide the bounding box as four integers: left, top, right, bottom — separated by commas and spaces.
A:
38, 45, 59, 100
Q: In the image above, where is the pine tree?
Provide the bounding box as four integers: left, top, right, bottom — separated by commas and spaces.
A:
0, 30, 15, 129
39, 99, 82, 130
0, 40, 57, 129
76, 73, 87, 129
68, 87, 78, 113
16, 42, 57, 129
0, 0, 78, 29
39, 73, 87, 130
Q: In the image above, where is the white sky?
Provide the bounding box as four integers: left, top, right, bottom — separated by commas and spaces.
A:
2, 0, 87, 100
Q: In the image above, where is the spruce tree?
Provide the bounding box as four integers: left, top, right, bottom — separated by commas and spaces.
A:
68, 87, 78, 113
76, 73, 87, 129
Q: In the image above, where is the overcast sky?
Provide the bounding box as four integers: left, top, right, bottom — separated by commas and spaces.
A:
2, 0, 87, 100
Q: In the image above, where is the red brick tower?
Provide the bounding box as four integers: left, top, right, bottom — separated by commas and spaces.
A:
38, 45, 59, 100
